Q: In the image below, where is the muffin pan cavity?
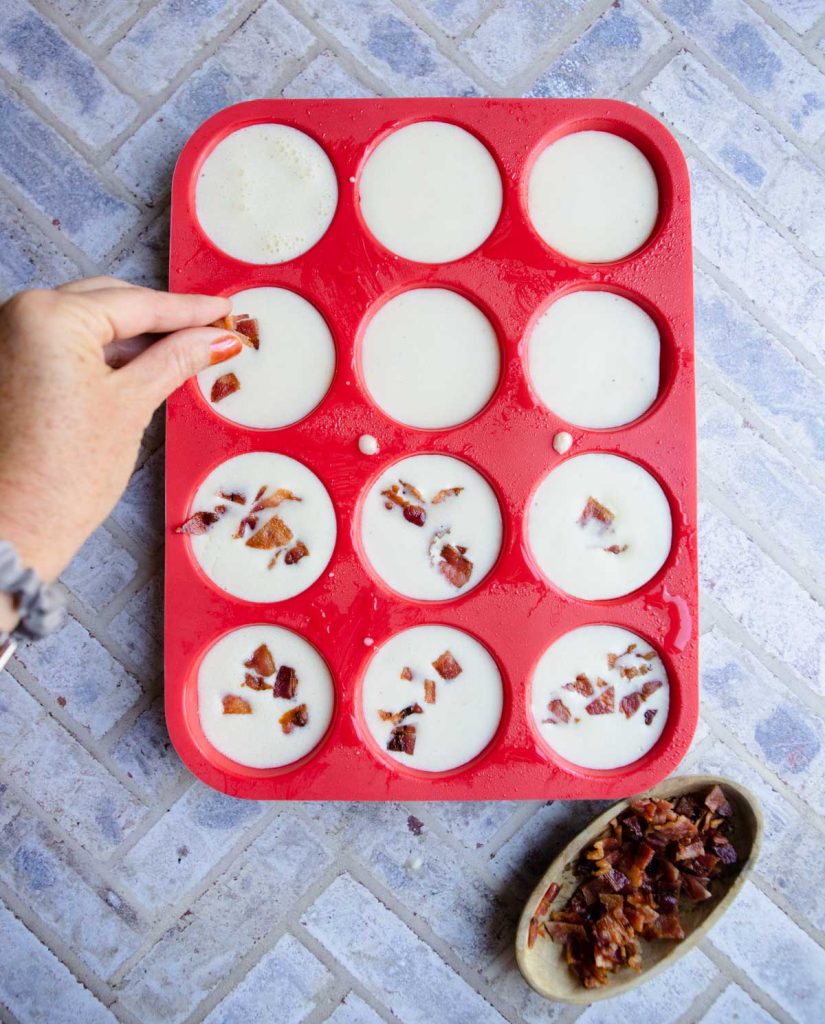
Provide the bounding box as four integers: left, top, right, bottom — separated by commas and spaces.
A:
167, 98, 696, 800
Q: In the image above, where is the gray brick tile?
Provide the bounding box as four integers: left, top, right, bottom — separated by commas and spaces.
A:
15, 617, 142, 738
118, 813, 333, 1024
415, 0, 488, 37
0, 83, 139, 261
527, 0, 670, 98
107, 575, 163, 680
324, 992, 385, 1024
700, 983, 779, 1023
107, 2, 314, 201
115, 783, 263, 914
49, 0, 136, 46
303, 873, 508, 1024
109, 210, 170, 290
661, 0, 825, 141
108, 0, 249, 95
461, 0, 589, 85
645, 52, 825, 260
111, 447, 164, 550
0, 0, 140, 149
60, 525, 138, 612
109, 696, 186, 798
0, 790, 142, 976
0, 193, 78, 296
0, 899, 118, 1023
417, 800, 520, 850
282, 50, 377, 98
0, 670, 49, 763
203, 933, 332, 1024
769, 0, 825, 35
296, 0, 478, 95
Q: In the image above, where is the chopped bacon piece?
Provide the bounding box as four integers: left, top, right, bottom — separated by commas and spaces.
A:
175, 509, 222, 535
431, 486, 464, 504
400, 667, 413, 681
579, 496, 615, 530
268, 550, 283, 570
279, 703, 308, 734
246, 516, 292, 550
381, 486, 409, 509
585, 687, 614, 715
641, 679, 663, 700
438, 543, 473, 588
222, 694, 252, 714
604, 544, 628, 554
423, 678, 436, 704
210, 315, 234, 332
211, 372, 240, 403
545, 698, 571, 725
403, 504, 427, 527
620, 665, 641, 680
563, 673, 594, 697
273, 665, 298, 699
387, 724, 416, 755
251, 488, 301, 513
640, 650, 657, 661
234, 513, 258, 539
378, 703, 423, 725
284, 541, 309, 565
620, 692, 643, 719
244, 643, 275, 677
253, 485, 267, 503
242, 673, 272, 691
607, 643, 637, 669
704, 785, 733, 817
218, 490, 246, 504
596, 676, 608, 689
432, 650, 462, 680
399, 480, 425, 502
527, 917, 539, 950
535, 881, 560, 918
233, 315, 260, 349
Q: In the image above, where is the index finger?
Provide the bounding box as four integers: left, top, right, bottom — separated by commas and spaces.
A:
74, 286, 232, 343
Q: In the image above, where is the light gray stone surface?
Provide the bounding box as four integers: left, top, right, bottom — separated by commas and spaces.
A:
1, 1, 824, 1021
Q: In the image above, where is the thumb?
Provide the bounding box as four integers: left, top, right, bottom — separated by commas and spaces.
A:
117, 325, 242, 411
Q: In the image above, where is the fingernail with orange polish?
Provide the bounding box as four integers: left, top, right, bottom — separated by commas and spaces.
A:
209, 334, 243, 365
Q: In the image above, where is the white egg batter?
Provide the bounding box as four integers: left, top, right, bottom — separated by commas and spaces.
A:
198, 624, 334, 769
358, 121, 502, 263
195, 123, 338, 264
527, 453, 671, 600
360, 454, 502, 601
197, 287, 335, 428
361, 624, 503, 772
531, 624, 669, 770
528, 290, 660, 429
361, 288, 500, 429
185, 452, 336, 602
527, 131, 658, 263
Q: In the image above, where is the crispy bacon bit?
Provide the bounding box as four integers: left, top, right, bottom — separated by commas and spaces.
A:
246, 516, 293, 550
596, 676, 609, 689
432, 650, 462, 680
381, 486, 409, 509
273, 665, 298, 699
251, 488, 301, 513
242, 673, 272, 691
210, 315, 234, 332
245, 644, 275, 677
284, 541, 309, 565
544, 698, 572, 725
431, 486, 464, 504
579, 496, 615, 530
233, 316, 260, 349
641, 679, 663, 700
424, 678, 436, 704
218, 490, 246, 504
607, 643, 638, 670
387, 724, 416, 755
253, 485, 267, 503
438, 543, 473, 588
536, 786, 740, 989
640, 650, 657, 661
585, 687, 615, 715
268, 550, 283, 570
527, 916, 539, 950
620, 692, 643, 719
604, 544, 628, 554
705, 785, 733, 817
620, 665, 641, 680
403, 504, 427, 527
234, 513, 259, 539
175, 509, 222, 535
378, 703, 423, 725
222, 694, 252, 714
211, 372, 240, 403
563, 673, 594, 697
400, 666, 413, 681
279, 703, 308, 733
399, 480, 425, 502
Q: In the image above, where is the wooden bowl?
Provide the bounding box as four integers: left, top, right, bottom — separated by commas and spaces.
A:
515, 775, 763, 1004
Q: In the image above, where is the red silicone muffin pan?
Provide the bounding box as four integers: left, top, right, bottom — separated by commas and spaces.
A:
166, 98, 697, 801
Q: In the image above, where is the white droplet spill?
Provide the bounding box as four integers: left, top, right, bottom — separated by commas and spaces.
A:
364, 637, 374, 647
405, 855, 423, 873
553, 431, 573, 454
359, 434, 379, 455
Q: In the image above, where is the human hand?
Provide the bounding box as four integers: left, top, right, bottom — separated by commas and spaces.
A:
0, 277, 242, 631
